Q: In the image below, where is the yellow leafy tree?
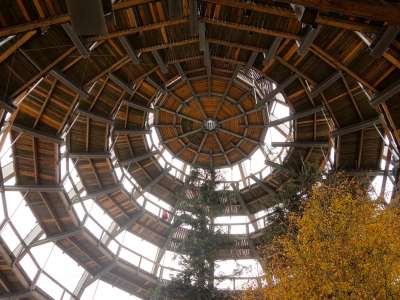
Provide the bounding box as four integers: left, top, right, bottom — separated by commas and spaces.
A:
241, 175, 400, 300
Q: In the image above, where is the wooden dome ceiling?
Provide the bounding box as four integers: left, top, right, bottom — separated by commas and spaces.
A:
0, 0, 399, 299
155, 75, 267, 168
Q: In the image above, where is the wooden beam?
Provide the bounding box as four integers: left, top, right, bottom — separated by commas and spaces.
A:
199, 21, 206, 51
370, 78, 400, 106
152, 50, 168, 74
138, 167, 171, 194
68, 152, 110, 159
205, 0, 295, 18
272, 141, 329, 148
0, 1, 161, 37
120, 151, 160, 166
259, 74, 298, 105
0, 15, 70, 37
204, 18, 301, 40
250, 175, 276, 195
163, 128, 203, 143
49, 70, 89, 99
340, 169, 394, 177
297, 25, 321, 56
0, 30, 36, 64
77, 108, 113, 125
243, 51, 258, 73
370, 26, 400, 58
156, 106, 203, 124
189, 0, 199, 35
123, 100, 154, 113
108, 73, 135, 95
29, 228, 84, 247
264, 37, 282, 64
12, 123, 63, 144
61, 23, 90, 58
231, 183, 259, 230
279, 0, 400, 24
310, 70, 342, 98
80, 184, 122, 200
0, 185, 63, 192
0, 100, 16, 113
113, 128, 151, 135
96, 19, 189, 40
331, 117, 381, 137
118, 36, 140, 64
267, 105, 324, 127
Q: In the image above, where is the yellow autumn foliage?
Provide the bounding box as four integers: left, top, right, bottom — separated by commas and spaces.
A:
240, 176, 400, 300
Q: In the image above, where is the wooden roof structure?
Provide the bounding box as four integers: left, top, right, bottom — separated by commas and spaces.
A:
0, 0, 399, 299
